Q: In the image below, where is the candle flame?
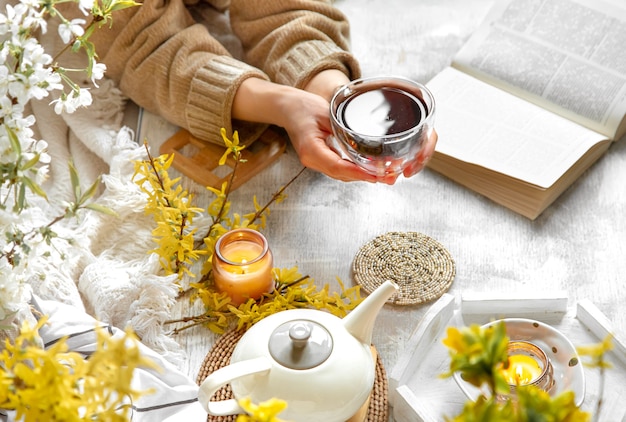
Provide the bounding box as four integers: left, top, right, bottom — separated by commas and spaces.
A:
502, 354, 542, 385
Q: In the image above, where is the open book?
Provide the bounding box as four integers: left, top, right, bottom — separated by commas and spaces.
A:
425, 0, 626, 219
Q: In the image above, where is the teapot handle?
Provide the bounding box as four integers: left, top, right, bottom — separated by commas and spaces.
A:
198, 356, 272, 416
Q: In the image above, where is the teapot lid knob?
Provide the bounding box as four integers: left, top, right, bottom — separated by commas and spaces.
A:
268, 320, 333, 370
289, 322, 312, 348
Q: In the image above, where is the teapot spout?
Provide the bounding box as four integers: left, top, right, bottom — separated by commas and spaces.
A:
343, 280, 399, 345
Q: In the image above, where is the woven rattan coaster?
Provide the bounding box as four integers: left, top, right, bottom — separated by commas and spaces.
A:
353, 231, 455, 305
196, 328, 389, 422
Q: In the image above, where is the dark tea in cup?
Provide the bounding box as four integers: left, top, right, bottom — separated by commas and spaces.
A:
328, 76, 435, 177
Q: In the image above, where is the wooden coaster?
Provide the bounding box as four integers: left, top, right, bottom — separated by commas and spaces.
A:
159, 127, 287, 190
196, 329, 389, 422
352, 231, 455, 305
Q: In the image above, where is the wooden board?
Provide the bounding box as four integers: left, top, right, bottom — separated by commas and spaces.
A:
159, 127, 287, 190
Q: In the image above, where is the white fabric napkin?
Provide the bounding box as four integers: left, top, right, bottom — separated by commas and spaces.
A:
0, 296, 207, 422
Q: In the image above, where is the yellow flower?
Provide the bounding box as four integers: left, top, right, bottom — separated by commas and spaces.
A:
236, 397, 289, 422
441, 321, 510, 395
134, 149, 207, 277
514, 386, 590, 422
0, 318, 158, 421
577, 334, 614, 369
219, 128, 246, 165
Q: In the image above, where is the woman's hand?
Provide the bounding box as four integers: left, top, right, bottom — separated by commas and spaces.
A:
303, 69, 349, 102
278, 88, 380, 183
232, 76, 379, 182
402, 128, 438, 178
231, 75, 436, 184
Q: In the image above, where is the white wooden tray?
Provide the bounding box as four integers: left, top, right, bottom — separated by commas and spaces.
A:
389, 292, 626, 422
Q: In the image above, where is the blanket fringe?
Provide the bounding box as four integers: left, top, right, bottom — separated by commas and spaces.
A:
25, 74, 188, 365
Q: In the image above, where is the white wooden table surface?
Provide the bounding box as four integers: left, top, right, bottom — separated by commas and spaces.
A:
138, 0, 626, 420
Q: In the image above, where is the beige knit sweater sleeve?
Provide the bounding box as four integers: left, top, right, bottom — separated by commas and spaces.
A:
229, 0, 361, 89
90, 0, 361, 146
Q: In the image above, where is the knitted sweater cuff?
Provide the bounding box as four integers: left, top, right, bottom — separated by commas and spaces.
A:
186, 55, 269, 145
274, 40, 362, 89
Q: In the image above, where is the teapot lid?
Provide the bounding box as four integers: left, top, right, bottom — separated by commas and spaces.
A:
268, 319, 333, 370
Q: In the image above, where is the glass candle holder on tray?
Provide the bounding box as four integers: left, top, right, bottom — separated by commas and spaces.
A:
327, 75, 436, 178
499, 340, 555, 399
212, 228, 274, 305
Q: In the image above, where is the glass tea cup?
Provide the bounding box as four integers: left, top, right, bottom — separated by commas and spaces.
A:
327, 75, 436, 178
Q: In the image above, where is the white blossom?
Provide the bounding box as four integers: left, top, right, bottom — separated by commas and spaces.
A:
0, 66, 9, 97
34, 162, 50, 184
50, 88, 90, 114
0, 277, 27, 321
0, 0, 112, 320
0, 4, 26, 36
50, 95, 68, 114
21, 2, 46, 33
8, 74, 33, 106
18, 0, 42, 11
91, 61, 107, 87
20, 37, 52, 68
78, 0, 94, 15
58, 18, 86, 44
0, 94, 12, 118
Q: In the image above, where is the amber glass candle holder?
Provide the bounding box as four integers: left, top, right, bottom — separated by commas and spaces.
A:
212, 229, 274, 305
499, 340, 554, 400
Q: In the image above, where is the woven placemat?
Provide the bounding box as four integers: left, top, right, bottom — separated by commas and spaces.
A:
196, 328, 389, 422
352, 231, 455, 305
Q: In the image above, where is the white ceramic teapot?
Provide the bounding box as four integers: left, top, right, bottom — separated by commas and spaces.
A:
198, 280, 398, 422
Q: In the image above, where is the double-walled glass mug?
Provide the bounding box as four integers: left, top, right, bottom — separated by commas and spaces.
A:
327, 75, 436, 177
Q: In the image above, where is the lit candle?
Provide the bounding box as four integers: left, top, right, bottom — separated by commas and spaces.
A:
212, 229, 274, 305
500, 341, 553, 391
502, 353, 543, 385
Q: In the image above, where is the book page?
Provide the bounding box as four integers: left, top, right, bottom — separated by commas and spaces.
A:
452, 0, 626, 139
427, 67, 607, 188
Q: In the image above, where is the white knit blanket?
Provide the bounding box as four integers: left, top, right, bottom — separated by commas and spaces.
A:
8, 0, 252, 370
1, 3, 216, 365
25, 76, 189, 364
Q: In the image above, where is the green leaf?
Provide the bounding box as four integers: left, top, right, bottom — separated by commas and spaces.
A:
22, 176, 48, 200
20, 152, 41, 171
84, 203, 119, 217
16, 182, 26, 212
72, 39, 82, 53
109, 0, 141, 12
68, 160, 82, 201
79, 176, 101, 204
82, 40, 96, 70
6, 125, 21, 155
